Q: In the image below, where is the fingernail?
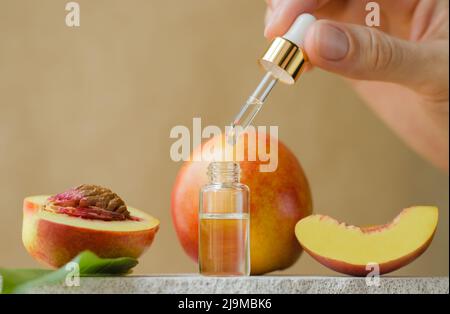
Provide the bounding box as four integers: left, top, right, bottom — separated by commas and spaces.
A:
314, 23, 349, 61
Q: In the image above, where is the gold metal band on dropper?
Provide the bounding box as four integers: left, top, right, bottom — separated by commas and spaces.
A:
259, 37, 308, 85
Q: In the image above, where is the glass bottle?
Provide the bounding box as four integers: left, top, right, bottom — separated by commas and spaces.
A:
199, 161, 250, 276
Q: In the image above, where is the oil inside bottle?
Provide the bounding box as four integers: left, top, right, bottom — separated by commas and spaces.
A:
199, 212, 250, 276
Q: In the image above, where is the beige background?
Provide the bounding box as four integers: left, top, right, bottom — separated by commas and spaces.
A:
0, 0, 448, 276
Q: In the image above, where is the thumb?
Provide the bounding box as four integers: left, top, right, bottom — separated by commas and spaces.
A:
304, 20, 435, 89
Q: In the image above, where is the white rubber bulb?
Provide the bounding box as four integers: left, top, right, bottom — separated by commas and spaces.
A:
282, 13, 316, 48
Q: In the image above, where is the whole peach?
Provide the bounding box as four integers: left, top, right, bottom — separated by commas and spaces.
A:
171, 131, 312, 274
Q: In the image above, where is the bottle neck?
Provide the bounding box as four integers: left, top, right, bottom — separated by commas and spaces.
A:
207, 162, 240, 184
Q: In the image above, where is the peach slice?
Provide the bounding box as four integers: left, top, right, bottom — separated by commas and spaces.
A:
295, 206, 438, 276
23, 195, 159, 268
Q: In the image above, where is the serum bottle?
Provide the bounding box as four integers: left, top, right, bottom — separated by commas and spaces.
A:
199, 162, 250, 276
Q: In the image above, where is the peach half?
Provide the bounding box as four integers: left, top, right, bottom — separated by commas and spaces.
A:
295, 206, 438, 276
23, 195, 159, 268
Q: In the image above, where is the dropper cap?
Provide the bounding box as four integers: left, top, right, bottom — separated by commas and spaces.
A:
259, 14, 316, 85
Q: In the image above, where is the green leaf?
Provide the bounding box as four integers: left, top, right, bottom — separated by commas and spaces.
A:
0, 269, 52, 294
70, 250, 139, 275
0, 251, 138, 294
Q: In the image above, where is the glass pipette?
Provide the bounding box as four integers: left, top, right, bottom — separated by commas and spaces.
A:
226, 13, 316, 145
227, 72, 278, 144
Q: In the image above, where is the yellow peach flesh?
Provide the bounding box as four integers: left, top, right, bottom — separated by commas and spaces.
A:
295, 206, 438, 266
24, 195, 159, 232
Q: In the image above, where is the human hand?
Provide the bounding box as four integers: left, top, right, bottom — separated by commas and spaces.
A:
265, 0, 449, 171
